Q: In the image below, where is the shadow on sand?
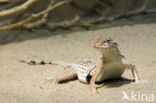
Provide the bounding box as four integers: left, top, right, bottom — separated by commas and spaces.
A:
96, 77, 134, 89
51, 77, 134, 89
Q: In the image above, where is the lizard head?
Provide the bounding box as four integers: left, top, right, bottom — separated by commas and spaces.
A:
93, 37, 118, 52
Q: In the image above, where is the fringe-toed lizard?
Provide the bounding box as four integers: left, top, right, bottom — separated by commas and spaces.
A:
20, 37, 139, 93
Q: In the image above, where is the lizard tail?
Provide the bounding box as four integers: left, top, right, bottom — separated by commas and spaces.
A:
18, 60, 73, 68
19, 60, 53, 65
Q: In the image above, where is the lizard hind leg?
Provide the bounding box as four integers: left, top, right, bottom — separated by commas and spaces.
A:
44, 68, 77, 84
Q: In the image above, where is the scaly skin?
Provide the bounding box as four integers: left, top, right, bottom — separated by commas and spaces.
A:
90, 37, 139, 92
20, 37, 140, 93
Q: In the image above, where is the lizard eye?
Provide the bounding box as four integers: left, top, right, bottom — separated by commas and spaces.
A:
107, 40, 111, 44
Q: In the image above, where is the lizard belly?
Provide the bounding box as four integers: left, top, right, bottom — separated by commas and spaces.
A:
96, 62, 125, 82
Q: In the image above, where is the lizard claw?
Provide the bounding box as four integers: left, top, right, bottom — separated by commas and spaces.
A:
91, 89, 97, 95
43, 77, 58, 85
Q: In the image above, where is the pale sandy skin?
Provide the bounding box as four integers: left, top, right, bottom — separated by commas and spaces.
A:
0, 24, 156, 103
20, 37, 139, 94
90, 37, 139, 93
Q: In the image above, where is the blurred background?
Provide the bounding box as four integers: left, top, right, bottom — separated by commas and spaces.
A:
0, 0, 156, 43
0, 0, 156, 30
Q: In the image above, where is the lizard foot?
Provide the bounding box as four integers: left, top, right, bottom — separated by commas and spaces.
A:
134, 79, 148, 84
43, 77, 58, 85
90, 85, 98, 95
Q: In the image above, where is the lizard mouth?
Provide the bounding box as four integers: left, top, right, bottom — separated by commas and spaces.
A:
93, 44, 99, 48
93, 43, 108, 49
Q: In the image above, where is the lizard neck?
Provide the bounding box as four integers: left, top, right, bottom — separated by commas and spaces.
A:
100, 48, 122, 62
100, 54, 108, 63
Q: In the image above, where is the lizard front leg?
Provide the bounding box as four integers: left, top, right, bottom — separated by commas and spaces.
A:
126, 64, 140, 82
122, 58, 140, 82
90, 65, 102, 93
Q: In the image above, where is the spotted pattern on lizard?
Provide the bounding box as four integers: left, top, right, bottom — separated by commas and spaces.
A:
20, 37, 140, 92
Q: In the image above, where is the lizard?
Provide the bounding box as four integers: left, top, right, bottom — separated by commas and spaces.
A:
20, 37, 140, 93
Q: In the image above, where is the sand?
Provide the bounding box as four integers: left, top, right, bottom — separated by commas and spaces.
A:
0, 23, 156, 103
